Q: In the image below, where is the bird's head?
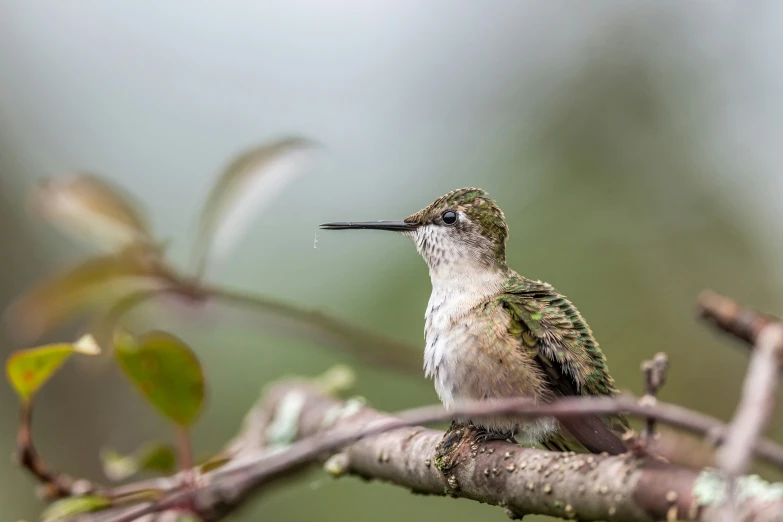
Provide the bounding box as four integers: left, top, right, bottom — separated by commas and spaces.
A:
321, 188, 509, 277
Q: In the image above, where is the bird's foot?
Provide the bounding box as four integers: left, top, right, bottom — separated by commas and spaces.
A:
473, 426, 518, 444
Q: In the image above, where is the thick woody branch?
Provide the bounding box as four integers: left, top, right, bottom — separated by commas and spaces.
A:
255, 385, 783, 522
61, 377, 783, 522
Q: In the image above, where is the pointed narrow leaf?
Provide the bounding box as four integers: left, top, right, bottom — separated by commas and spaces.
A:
31, 173, 153, 251
42, 495, 112, 522
100, 442, 177, 481
199, 455, 232, 474
7, 347, 70, 402
6, 335, 100, 401
209, 288, 423, 375
5, 247, 173, 342
114, 330, 205, 426
196, 448, 235, 474
194, 137, 318, 278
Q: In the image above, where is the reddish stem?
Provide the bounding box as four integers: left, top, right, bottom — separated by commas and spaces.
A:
177, 426, 195, 489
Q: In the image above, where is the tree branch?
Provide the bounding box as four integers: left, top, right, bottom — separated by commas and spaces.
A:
697, 290, 780, 349
715, 323, 783, 522
718, 324, 783, 477
58, 374, 783, 522
15, 401, 96, 501
31, 291, 783, 522
640, 352, 669, 440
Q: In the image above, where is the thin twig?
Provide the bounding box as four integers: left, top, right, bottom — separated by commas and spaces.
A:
15, 402, 90, 500
640, 352, 669, 440
716, 324, 783, 522
201, 285, 422, 374
697, 290, 779, 347
718, 324, 783, 474
176, 427, 195, 491
89, 283, 422, 376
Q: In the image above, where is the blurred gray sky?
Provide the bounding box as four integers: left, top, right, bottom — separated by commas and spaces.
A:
1, 2, 782, 284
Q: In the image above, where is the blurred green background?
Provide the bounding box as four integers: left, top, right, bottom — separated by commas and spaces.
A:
2, 2, 783, 521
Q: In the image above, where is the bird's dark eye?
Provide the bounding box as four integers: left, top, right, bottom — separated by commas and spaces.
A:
442, 211, 457, 225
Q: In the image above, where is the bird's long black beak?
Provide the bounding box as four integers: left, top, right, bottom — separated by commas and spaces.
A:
319, 220, 419, 232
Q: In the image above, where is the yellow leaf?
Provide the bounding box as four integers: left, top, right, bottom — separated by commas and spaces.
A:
6, 335, 101, 401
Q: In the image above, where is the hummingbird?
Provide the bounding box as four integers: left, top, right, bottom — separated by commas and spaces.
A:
320, 188, 628, 455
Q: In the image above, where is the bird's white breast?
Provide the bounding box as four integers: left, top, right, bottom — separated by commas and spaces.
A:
424, 287, 470, 407
423, 266, 505, 409
408, 215, 560, 442
423, 273, 559, 443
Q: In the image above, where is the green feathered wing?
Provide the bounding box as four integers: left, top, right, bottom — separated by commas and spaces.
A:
498, 275, 629, 454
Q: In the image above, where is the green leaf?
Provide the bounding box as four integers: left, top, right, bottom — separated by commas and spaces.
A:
114, 330, 205, 426
31, 173, 153, 252
194, 137, 318, 279
131, 443, 177, 473
198, 454, 232, 474
6, 335, 100, 401
5, 247, 172, 343
100, 442, 177, 481
41, 495, 112, 522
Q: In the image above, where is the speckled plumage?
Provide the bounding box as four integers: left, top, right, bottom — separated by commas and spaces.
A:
322, 187, 629, 454
402, 188, 628, 453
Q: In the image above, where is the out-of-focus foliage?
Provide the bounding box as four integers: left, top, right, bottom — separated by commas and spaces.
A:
5, 248, 172, 343
114, 330, 205, 427
6, 335, 100, 402
2, 132, 429, 521
100, 443, 177, 482
198, 454, 233, 474
5, 137, 422, 375
41, 495, 112, 522
194, 137, 318, 280
31, 174, 153, 252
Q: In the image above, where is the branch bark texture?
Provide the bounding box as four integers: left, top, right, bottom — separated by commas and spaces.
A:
50, 377, 783, 522
272, 383, 783, 522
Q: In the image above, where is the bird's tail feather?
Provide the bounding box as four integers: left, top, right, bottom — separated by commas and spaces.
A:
542, 414, 629, 455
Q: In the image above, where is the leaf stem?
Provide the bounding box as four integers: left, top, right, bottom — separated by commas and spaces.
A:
176, 426, 195, 488
95, 282, 422, 377
16, 401, 80, 499
201, 284, 422, 375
